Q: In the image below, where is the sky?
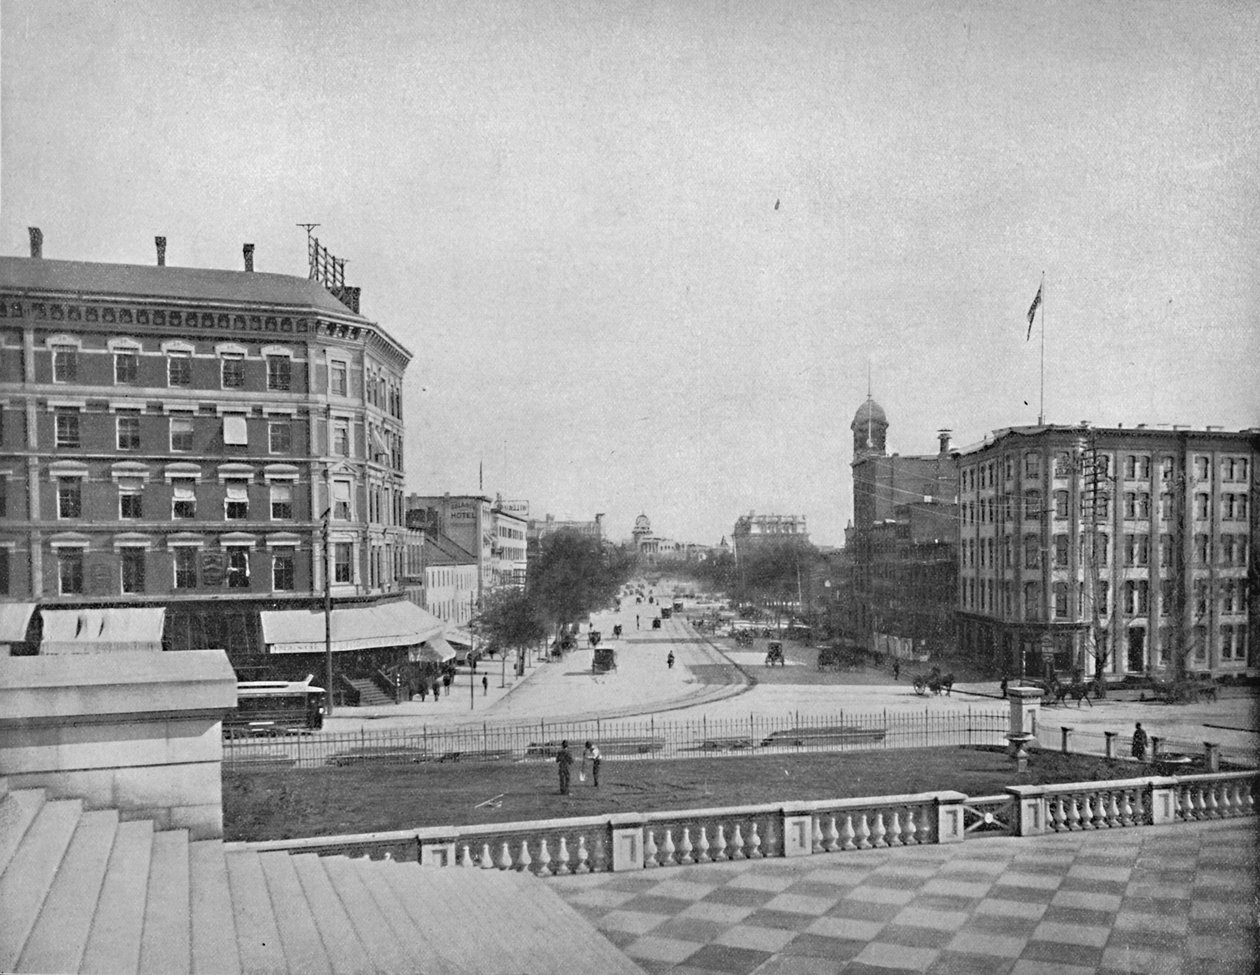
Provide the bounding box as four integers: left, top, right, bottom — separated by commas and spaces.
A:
4, 0, 1258, 546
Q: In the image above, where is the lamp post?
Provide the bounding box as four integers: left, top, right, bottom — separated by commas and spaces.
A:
321, 507, 334, 717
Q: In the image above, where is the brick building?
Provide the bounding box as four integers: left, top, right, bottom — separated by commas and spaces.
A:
0, 231, 442, 686
956, 424, 1258, 681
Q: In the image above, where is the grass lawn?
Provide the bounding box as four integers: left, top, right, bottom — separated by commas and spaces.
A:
223, 746, 1140, 842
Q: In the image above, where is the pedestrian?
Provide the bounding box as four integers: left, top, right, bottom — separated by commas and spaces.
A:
667, 651, 675, 669
556, 740, 573, 794
442, 673, 452, 696
1000, 675, 1009, 698
418, 682, 428, 703
582, 740, 601, 787
636, 615, 640, 629
892, 660, 900, 681
430, 682, 439, 704
1131, 722, 1149, 761
482, 674, 488, 696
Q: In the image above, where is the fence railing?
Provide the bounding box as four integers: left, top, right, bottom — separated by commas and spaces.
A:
222, 708, 1009, 771
227, 770, 1259, 874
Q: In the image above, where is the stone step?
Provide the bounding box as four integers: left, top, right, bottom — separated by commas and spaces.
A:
18, 808, 118, 975
376, 863, 478, 975
188, 839, 242, 975
257, 851, 334, 975
223, 850, 287, 974
139, 828, 191, 975
0, 796, 82, 972
80, 818, 155, 975
289, 852, 375, 974
322, 856, 420, 974
343, 677, 396, 707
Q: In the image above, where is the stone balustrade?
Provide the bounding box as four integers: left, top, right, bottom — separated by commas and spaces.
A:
230, 770, 1259, 874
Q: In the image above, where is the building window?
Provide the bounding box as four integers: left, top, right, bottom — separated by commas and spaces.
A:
272, 551, 295, 591
116, 414, 141, 450
270, 484, 293, 520
1159, 493, 1173, 521
1053, 582, 1069, 618
1053, 534, 1069, 567
225, 547, 250, 588
1123, 533, 1149, 566
114, 350, 139, 384
225, 479, 249, 520
119, 478, 143, 519
333, 541, 353, 583
1194, 456, 1210, 481
1053, 452, 1071, 478
0, 549, 7, 594
1024, 582, 1040, 620
1193, 533, 1210, 564
1024, 452, 1040, 479
170, 417, 194, 452
120, 547, 146, 593
52, 345, 78, 382
269, 421, 292, 454
333, 422, 349, 457
0, 476, 6, 518
1098, 581, 1110, 615
1023, 535, 1039, 569
57, 478, 82, 519
221, 354, 246, 389
168, 352, 191, 387
173, 547, 198, 589
333, 480, 352, 521
1053, 490, 1070, 518
1223, 493, 1248, 521
58, 549, 84, 594
1160, 579, 1175, 613
172, 479, 196, 519
266, 355, 291, 391
1023, 490, 1041, 521
1160, 456, 1174, 482
1124, 580, 1149, 615
223, 414, 248, 447
330, 361, 348, 396
1194, 494, 1210, 520
55, 410, 80, 449
1194, 580, 1210, 617
1124, 455, 1150, 480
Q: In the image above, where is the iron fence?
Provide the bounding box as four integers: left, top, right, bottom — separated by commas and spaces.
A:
222, 708, 1009, 771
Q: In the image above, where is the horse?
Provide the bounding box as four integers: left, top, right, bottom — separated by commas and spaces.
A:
929, 671, 955, 696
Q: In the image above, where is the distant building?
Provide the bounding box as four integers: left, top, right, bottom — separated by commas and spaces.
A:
406, 493, 528, 593
0, 230, 443, 687
526, 512, 605, 558
630, 512, 697, 561
731, 512, 809, 561
956, 423, 1257, 681
847, 396, 959, 659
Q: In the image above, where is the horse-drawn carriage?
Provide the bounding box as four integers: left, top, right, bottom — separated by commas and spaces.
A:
912, 666, 955, 696
733, 628, 755, 647
1145, 674, 1218, 704
764, 641, 785, 667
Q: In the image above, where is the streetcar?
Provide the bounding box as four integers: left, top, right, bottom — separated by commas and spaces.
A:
224, 675, 326, 738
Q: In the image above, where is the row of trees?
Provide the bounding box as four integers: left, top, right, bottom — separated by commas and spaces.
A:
474, 530, 635, 661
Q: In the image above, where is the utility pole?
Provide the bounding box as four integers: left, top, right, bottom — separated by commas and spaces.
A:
320, 506, 335, 717
1078, 427, 1106, 688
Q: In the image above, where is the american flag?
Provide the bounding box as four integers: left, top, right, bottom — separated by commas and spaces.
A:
1026, 283, 1043, 340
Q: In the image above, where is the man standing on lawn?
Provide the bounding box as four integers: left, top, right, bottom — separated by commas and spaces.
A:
582, 740, 601, 788
556, 740, 574, 794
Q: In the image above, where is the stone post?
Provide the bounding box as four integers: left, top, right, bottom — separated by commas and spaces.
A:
1203, 742, 1220, 772
1060, 727, 1072, 754
1104, 731, 1117, 759
1150, 736, 1163, 760
0, 649, 236, 839
1005, 685, 1042, 769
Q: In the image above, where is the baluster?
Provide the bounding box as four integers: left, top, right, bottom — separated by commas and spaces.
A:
888, 811, 903, 846
1179, 786, 1194, 821
748, 822, 763, 859
661, 829, 676, 866
536, 839, 552, 877
575, 835, 591, 873
713, 824, 728, 861
696, 826, 711, 863
1119, 791, 1135, 827
823, 815, 840, 853
1205, 785, 1220, 819
644, 828, 659, 868
678, 828, 694, 865
871, 812, 887, 847
1216, 785, 1232, 818
517, 840, 533, 873
1105, 792, 1120, 827
1243, 781, 1256, 815
1065, 795, 1081, 831
1092, 793, 1107, 828
1050, 796, 1066, 831
555, 837, 571, 875
904, 807, 918, 845
855, 813, 871, 850
459, 844, 475, 868
811, 816, 825, 854
497, 841, 513, 870
476, 843, 492, 870
731, 824, 747, 859
840, 814, 857, 851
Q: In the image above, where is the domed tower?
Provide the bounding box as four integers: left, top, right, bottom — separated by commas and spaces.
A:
632, 513, 652, 549
851, 395, 888, 458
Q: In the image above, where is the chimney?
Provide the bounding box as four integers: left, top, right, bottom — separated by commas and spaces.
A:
243, 243, 254, 272
937, 429, 952, 455
155, 236, 167, 266
28, 227, 43, 259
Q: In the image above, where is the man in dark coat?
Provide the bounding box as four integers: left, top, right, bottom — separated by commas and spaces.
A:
556, 740, 574, 795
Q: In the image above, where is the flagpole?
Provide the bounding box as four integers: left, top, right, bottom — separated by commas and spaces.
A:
1038, 271, 1046, 425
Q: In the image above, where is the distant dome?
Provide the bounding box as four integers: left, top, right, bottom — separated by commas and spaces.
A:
850, 396, 887, 431
633, 514, 652, 532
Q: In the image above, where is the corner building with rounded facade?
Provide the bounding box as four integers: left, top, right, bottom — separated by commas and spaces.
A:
0, 240, 427, 680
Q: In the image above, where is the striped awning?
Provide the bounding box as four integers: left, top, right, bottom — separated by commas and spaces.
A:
261, 601, 445, 655
40, 607, 166, 654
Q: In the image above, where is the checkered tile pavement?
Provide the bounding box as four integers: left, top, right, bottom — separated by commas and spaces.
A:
553, 819, 1257, 975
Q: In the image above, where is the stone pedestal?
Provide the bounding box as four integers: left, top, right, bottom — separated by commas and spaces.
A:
0, 649, 236, 839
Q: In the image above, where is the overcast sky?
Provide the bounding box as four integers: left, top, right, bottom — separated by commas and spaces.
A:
4, 0, 1257, 545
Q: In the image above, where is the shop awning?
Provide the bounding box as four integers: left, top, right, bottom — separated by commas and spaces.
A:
40, 607, 166, 654
444, 626, 473, 648
261, 601, 446, 655
0, 602, 37, 643
410, 635, 456, 664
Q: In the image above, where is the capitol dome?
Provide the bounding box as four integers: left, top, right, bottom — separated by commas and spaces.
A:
633, 513, 652, 533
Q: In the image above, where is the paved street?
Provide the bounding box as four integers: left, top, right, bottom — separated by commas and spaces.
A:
553, 817, 1258, 975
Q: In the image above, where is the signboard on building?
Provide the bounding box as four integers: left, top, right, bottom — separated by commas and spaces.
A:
201, 552, 227, 586
499, 499, 529, 518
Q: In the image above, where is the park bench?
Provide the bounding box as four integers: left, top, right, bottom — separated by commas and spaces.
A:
698, 736, 758, 751
760, 726, 887, 748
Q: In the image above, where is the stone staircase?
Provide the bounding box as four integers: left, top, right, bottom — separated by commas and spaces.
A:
343, 676, 397, 707
0, 778, 640, 974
